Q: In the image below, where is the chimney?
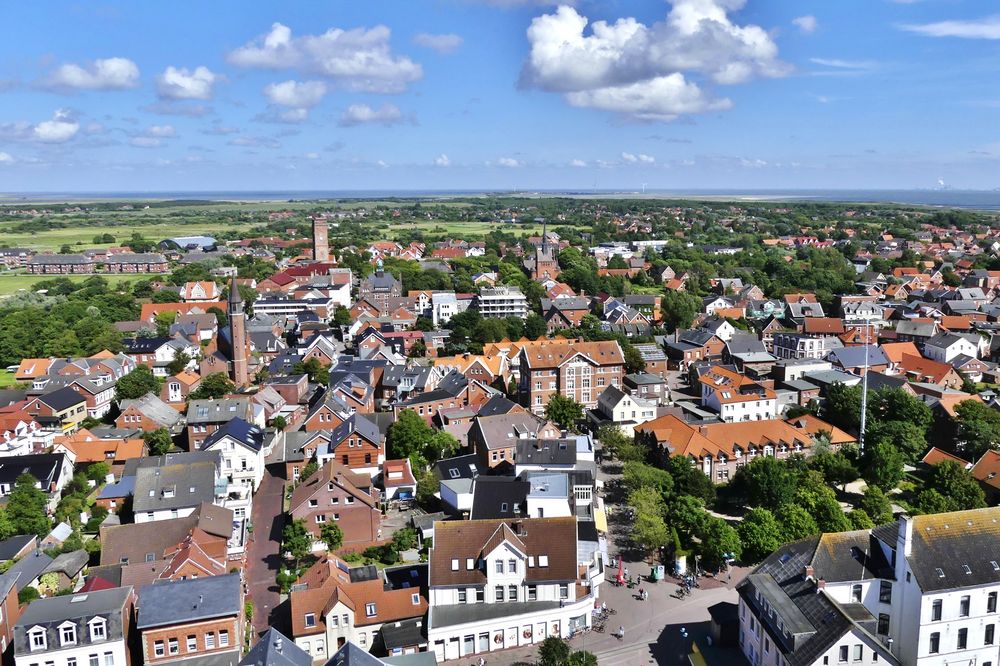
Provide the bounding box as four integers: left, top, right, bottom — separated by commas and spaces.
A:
274, 638, 283, 653
898, 514, 914, 558
804, 565, 814, 581
816, 579, 826, 592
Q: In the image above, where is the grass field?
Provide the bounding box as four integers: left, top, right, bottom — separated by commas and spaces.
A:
0, 220, 263, 252
0, 272, 151, 296
0, 370, 21, 387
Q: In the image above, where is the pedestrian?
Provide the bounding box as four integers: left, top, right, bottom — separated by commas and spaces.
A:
618, 625, 625, 640
601, 601, 608, 613
477, 657, 485, 666
624, 566, 629, 578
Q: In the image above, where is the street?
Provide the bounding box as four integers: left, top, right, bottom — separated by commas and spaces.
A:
246, 462, 287, 637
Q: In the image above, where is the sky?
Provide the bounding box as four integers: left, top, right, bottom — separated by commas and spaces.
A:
0, 0, 998, 192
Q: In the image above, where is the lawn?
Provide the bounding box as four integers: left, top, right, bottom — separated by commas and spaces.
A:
0, 370, 20, 387
0, 272, 152, 296
0, 220, 263, 252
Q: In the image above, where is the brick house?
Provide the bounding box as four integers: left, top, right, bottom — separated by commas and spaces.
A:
288, 461, 382, 549
0, 570, 20, 653
116, 393, 184, 435
136, 574, 242, 666
186, 398, 252, 450
516, 339, 625, 415
316, 415, 386, 477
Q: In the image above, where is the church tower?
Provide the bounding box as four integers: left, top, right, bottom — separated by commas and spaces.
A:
312, 216, 329, 262
533, 218, 560, 281
228, 276, 249, 386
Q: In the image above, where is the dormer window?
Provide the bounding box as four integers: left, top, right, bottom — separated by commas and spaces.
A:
29, 627, 46, 651
89, 617, 107, 641
365, 603, 376, 617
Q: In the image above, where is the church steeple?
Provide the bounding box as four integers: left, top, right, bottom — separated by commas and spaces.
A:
227, 276, 248, 386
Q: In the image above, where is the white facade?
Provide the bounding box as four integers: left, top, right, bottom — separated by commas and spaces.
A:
0, 420, 53, 457
924, 336, 979, 363
432, 293, 458, 327
476, 287, 528, 319
15, 618, 128, 666
203, 434, 265, 521
595, 390, 656, 436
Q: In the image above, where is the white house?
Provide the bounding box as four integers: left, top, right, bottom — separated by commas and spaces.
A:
923, 332, 981, 363
433, 292, 459, 327
201, 417, 267, 524
13, 587, 133, 666
0, 419, 52, 457
738, 506, 1000, 666
427, 517, 604, 662
699, 366, 777, 423
593, 385, 657, 436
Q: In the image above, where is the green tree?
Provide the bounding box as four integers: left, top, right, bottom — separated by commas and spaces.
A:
537, 637, 571, 666
142, 428, 174, 456
737, 508, 783, 562
661, 290, 702, 331
667, 456, 717, 504
319, 523, 344, 551
387, 409, 457, 464
858, 486, 893, 524
188, 373, 235, 400
391, 527, 418, 552
115, 365, 160, 401
622, 461, 674, 496
953, 400, 1000, 459
824, 383, 862, 433
292, 358, 330, 385
524, 313, 547, 340
796, 484, 851, 533
667, 495, 708, 544
732, 457, 797, 508
848, 509, 875, 529
567, 651, 599, 666
7, 474, 51, 537
621, 341, 646, 374
282, 518, 313, 567
333, 306, 352, 327
808, 449, 858, 491
0, 507, 14, 541
271, 415, 288, 431
86, 462, 111, 483
774, 503, 819, 541
544, 394, 583, 430
861, 441, 905, 491
415, 468, 440, 507
923, 460, 986, 511
912, 489, 953, 515
699, 517, 742, 569
867, 420, 927, 464
298, 460, 319, 485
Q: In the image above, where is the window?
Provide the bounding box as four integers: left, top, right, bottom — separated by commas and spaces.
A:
495, 560, 504, 574
931, 599, 942, 621
60, 626, 76, 646
308, 499, 318, 507
877, 614, 889, 635
929, 632, 940, 654
90, 619, 106, 641
30, 629, 46, 651
958, 627, 968, 650
508, 559, 516, 573
559, 584, 569, 599
853, 644, 862, 662
508, 585, 517, 601
961, 595, 971, 617
103, 652, 113, 666
168, 639, 179, 655
839, 645, 848, 662
304, 613, 316, 628
154, 641, 165, 658
458, 589, 467, 603
411, 593, 420, 605
315, 514, 326, 523
205, 634, 215, 649
987, 624, 995, 646
90, 655, 99, 666
851, 584, 862, 602
495, 586, 504, 602
187, 636, 197, 652
67, 659, 76, 666
365, 603, 376, 617
219, 631, 229, 648
878, 581, 891, 604
476, 588, 484, 603
990, 592, 998, 613
451, 559, 459, 571
527, 585, 537, 601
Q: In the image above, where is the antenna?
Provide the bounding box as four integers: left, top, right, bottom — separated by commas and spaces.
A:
641, 183, 647, 195
858, 322, 871, 453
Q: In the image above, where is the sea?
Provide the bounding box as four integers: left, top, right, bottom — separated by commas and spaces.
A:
2, 189, 1000, 210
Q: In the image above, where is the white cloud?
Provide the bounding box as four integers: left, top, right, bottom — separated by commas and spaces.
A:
434, 153, 451, 166
338, 103, 404, 126
570, 158, 587, 167
33, 109, 79, 143
228, 22, 422, 93
157, 66, 218, 100
521, 2, 788, 121
497, 157, 522, 167
792, 15, 818, 34
304, 152, 320, 160
41, 57, 139, 91
147, 124, 176, 137
413, 32, 464, 54
900, 16, 1000, 39
0, 152, 13, 164
809, 57, 877, 70
143, 100, 212, 117
229, 135, 281, 149
621, 152, 655, 164
129, 136, 162, 148
264, 80, 327, 107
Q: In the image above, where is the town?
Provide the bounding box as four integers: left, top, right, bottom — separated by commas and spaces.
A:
0, 196, 996, 666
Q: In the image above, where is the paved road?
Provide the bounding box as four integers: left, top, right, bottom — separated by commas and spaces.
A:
247, 463, 286, 637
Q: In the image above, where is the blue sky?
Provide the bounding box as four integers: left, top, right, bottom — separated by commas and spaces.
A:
0, 0, 998, 192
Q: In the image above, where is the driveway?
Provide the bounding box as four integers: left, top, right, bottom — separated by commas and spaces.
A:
246, 463, 286, 637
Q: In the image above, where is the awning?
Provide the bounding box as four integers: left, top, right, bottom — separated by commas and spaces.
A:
594, 501, 608, 534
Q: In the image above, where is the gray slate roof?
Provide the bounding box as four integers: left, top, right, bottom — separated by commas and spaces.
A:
13, 586, 132, 655
7, 551, 52, 590
240, 629, 311, 666
132, 451, 221, 513
137, 572, 241, 628
119, 393, 184, 429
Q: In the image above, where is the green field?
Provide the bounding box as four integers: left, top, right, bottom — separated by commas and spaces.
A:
0, 220, 263, 252
0, 370, 20, 387
0, 272, 151, 296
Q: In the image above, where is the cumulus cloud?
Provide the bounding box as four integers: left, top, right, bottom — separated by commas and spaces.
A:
34, 109, 79, 142
413, 32, 464, 54
434, 153, 451, 166
899, 16, 1000, 39
264, 80, 327, 107
157, 66, 218, 100
810, 57, 877, 70
143, 100, 212, 117
521, 1, 787, 121
129, 136, 162, 148
497, 157, 522, 167
41, 57, 139, 91
229, 135, 281, 149
570, 159, 587, 167
146, 124, 176, 137
792, 15, 818, 34
228, 22, 422, 93
0, 152, 14, 164
621, 152, 655, 164
338, 103, 404, 126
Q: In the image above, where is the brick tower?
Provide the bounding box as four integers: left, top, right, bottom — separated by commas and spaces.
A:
312, 216, 329, 262
228, 276, 249, 386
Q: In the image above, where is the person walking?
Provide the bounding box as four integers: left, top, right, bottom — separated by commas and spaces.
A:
618, 625, 625, 640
